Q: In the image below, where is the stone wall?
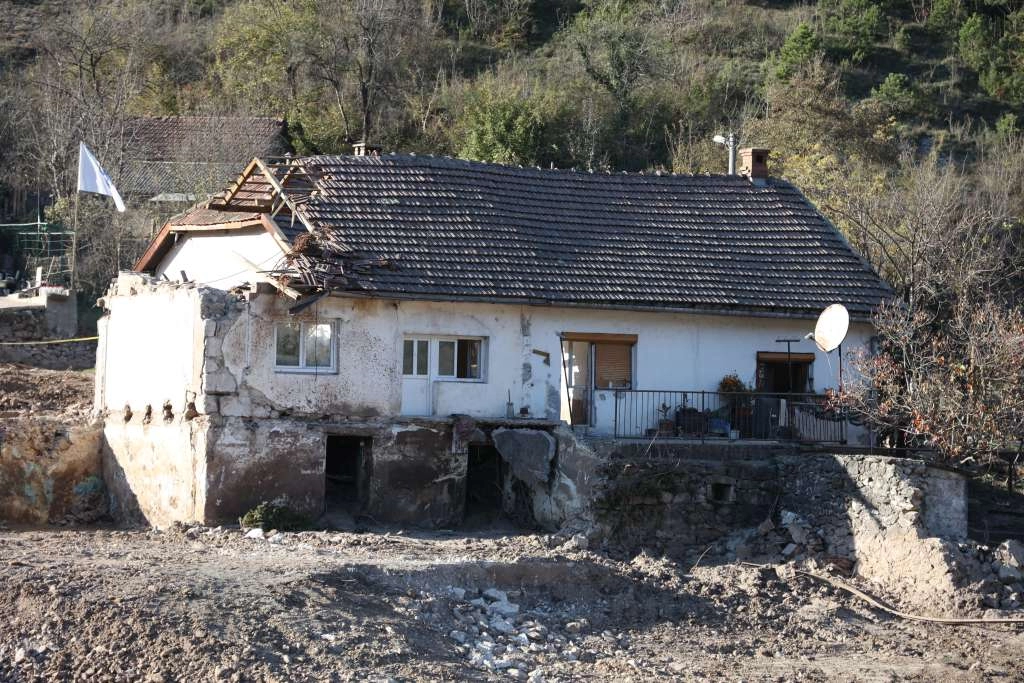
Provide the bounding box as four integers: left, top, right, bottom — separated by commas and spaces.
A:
591, 445, 970, 615
0, 290, 92, 369
0, 417, 105, 524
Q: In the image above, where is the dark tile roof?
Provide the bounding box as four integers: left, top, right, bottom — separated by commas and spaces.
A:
120, 117, 290, 199
121, 160, 245, 200
238, 154, 895, 317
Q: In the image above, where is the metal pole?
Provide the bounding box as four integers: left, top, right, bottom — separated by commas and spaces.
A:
70, 191, 79, 292
727, 133, 737, 176
839, 342, 844, 392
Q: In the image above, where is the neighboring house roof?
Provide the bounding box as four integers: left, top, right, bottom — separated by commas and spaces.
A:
138, 154, 895, 318
120, 117, 290, 201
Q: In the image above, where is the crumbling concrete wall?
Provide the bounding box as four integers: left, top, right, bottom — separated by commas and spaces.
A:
204, 417, 325, 523
102, 418, 208, 526
366, 423, 466, 527
0, 418, 105, 524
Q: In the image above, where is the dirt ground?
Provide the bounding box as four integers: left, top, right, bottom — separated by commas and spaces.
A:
0, 364, 93, 417
1, 525, 1022, 683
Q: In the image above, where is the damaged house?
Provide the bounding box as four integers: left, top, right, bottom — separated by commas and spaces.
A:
94, 148, 894, 529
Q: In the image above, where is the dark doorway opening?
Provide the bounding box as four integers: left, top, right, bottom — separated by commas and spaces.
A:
325, 435, 368, 512
465, 445, 504, 525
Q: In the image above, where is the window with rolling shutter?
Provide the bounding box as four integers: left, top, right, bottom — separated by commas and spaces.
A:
594, 342, 633, 388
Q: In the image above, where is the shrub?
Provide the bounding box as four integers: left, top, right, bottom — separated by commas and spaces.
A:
240, 501, 311, 531
825, 0, 885, 62
775, 23, 822, 79
871, 72, 919, 115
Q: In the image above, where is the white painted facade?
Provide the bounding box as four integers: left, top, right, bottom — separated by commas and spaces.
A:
216, 292, 872, 439
154, 229, 285, 290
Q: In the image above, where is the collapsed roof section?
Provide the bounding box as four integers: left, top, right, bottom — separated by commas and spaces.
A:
137, 154, 895, 318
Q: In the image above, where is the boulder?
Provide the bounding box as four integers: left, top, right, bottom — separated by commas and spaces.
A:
492, 429, 555, 489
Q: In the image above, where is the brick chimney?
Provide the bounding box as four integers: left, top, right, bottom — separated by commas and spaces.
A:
353, 141, 381, 157
738, 148, 769, 185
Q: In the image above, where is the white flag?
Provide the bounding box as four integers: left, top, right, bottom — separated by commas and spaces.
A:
77, 142, 125, 212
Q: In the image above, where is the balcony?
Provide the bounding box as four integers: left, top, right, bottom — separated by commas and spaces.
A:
612, 390, 847, 444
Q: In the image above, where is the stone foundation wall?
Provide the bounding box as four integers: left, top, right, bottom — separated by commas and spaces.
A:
0, 417, 105, 524
592, 446, 970, 614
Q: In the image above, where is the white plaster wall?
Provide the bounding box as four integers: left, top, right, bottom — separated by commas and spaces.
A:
97, 276, 202, 413
155, 229, 284, 289
219, 292, 874, 436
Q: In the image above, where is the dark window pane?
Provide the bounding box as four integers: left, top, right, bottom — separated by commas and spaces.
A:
456, 339, 481, 378
403, 339, 414, 375
416, 340, 428, 375
438, 341, 455, 376
276, 323, 300, 367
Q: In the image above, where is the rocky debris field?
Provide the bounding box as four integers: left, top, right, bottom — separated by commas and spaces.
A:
1, 526, 1023, 682
0, 363, 93, 418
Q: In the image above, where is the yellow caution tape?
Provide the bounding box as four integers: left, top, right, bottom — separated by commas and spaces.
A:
0, 336, 99, 346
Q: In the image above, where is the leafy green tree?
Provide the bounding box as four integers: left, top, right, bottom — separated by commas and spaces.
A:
959, 9, 1024, 104
824, 0, 885, 62
775, 23, 822, 80
457, 86, 545, 165
568, 0, 659, 113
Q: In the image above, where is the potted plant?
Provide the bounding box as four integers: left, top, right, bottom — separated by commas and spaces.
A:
657, 402, 675, 436
718, 373, 753, 436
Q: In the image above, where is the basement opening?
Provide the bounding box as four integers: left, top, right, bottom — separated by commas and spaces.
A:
465, 444, 504, 525
325, 435, 368, 512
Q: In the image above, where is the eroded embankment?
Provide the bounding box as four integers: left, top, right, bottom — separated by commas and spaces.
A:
0, 417, 105, 524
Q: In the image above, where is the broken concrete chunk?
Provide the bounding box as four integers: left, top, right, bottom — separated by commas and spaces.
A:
492, 428, 555, 489
482, 588, 508, 603
997, 540, 1024, 569
244, 528, 264, 540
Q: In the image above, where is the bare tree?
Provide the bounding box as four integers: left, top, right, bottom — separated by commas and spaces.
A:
308, 0, 425, 143
837, 143, 1024, 465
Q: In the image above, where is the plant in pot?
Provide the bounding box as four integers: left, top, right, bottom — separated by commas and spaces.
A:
718, 373, 753, 437
657, 402, 675, 436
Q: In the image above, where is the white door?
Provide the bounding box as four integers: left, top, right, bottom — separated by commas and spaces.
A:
401, 338, 431, 415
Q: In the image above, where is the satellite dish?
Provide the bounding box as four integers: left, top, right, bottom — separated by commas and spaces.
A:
813, 304, 849, 353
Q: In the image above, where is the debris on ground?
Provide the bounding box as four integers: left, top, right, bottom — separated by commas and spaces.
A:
0, 363, 93, 418
1, 526, 1022, 682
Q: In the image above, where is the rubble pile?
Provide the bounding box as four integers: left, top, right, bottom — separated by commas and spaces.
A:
957, 539, 1024, 611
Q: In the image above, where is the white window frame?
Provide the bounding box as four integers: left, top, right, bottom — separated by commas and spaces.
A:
401, 335, 488, 383
273, 320, 338, 373
402, 337, 430, 377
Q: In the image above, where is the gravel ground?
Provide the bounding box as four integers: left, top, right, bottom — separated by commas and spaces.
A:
1, 525, 1022, 682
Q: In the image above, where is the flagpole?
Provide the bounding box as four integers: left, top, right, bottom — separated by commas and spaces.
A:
70, 189, 79, 292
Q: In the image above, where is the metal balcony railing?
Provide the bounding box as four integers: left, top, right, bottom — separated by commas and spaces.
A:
613, 390, 846, 443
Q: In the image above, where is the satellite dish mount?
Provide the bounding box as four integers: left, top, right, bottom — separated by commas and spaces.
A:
806, 304, 850, 390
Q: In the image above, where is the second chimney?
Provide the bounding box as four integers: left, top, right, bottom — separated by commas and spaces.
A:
738, 148, 769, 185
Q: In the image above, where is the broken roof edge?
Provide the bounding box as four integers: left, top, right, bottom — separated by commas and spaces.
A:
320, 288, 888, 323
133, 204, 280, 273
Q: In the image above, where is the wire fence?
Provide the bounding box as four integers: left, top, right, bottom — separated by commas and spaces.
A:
0, 221, 73, 288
